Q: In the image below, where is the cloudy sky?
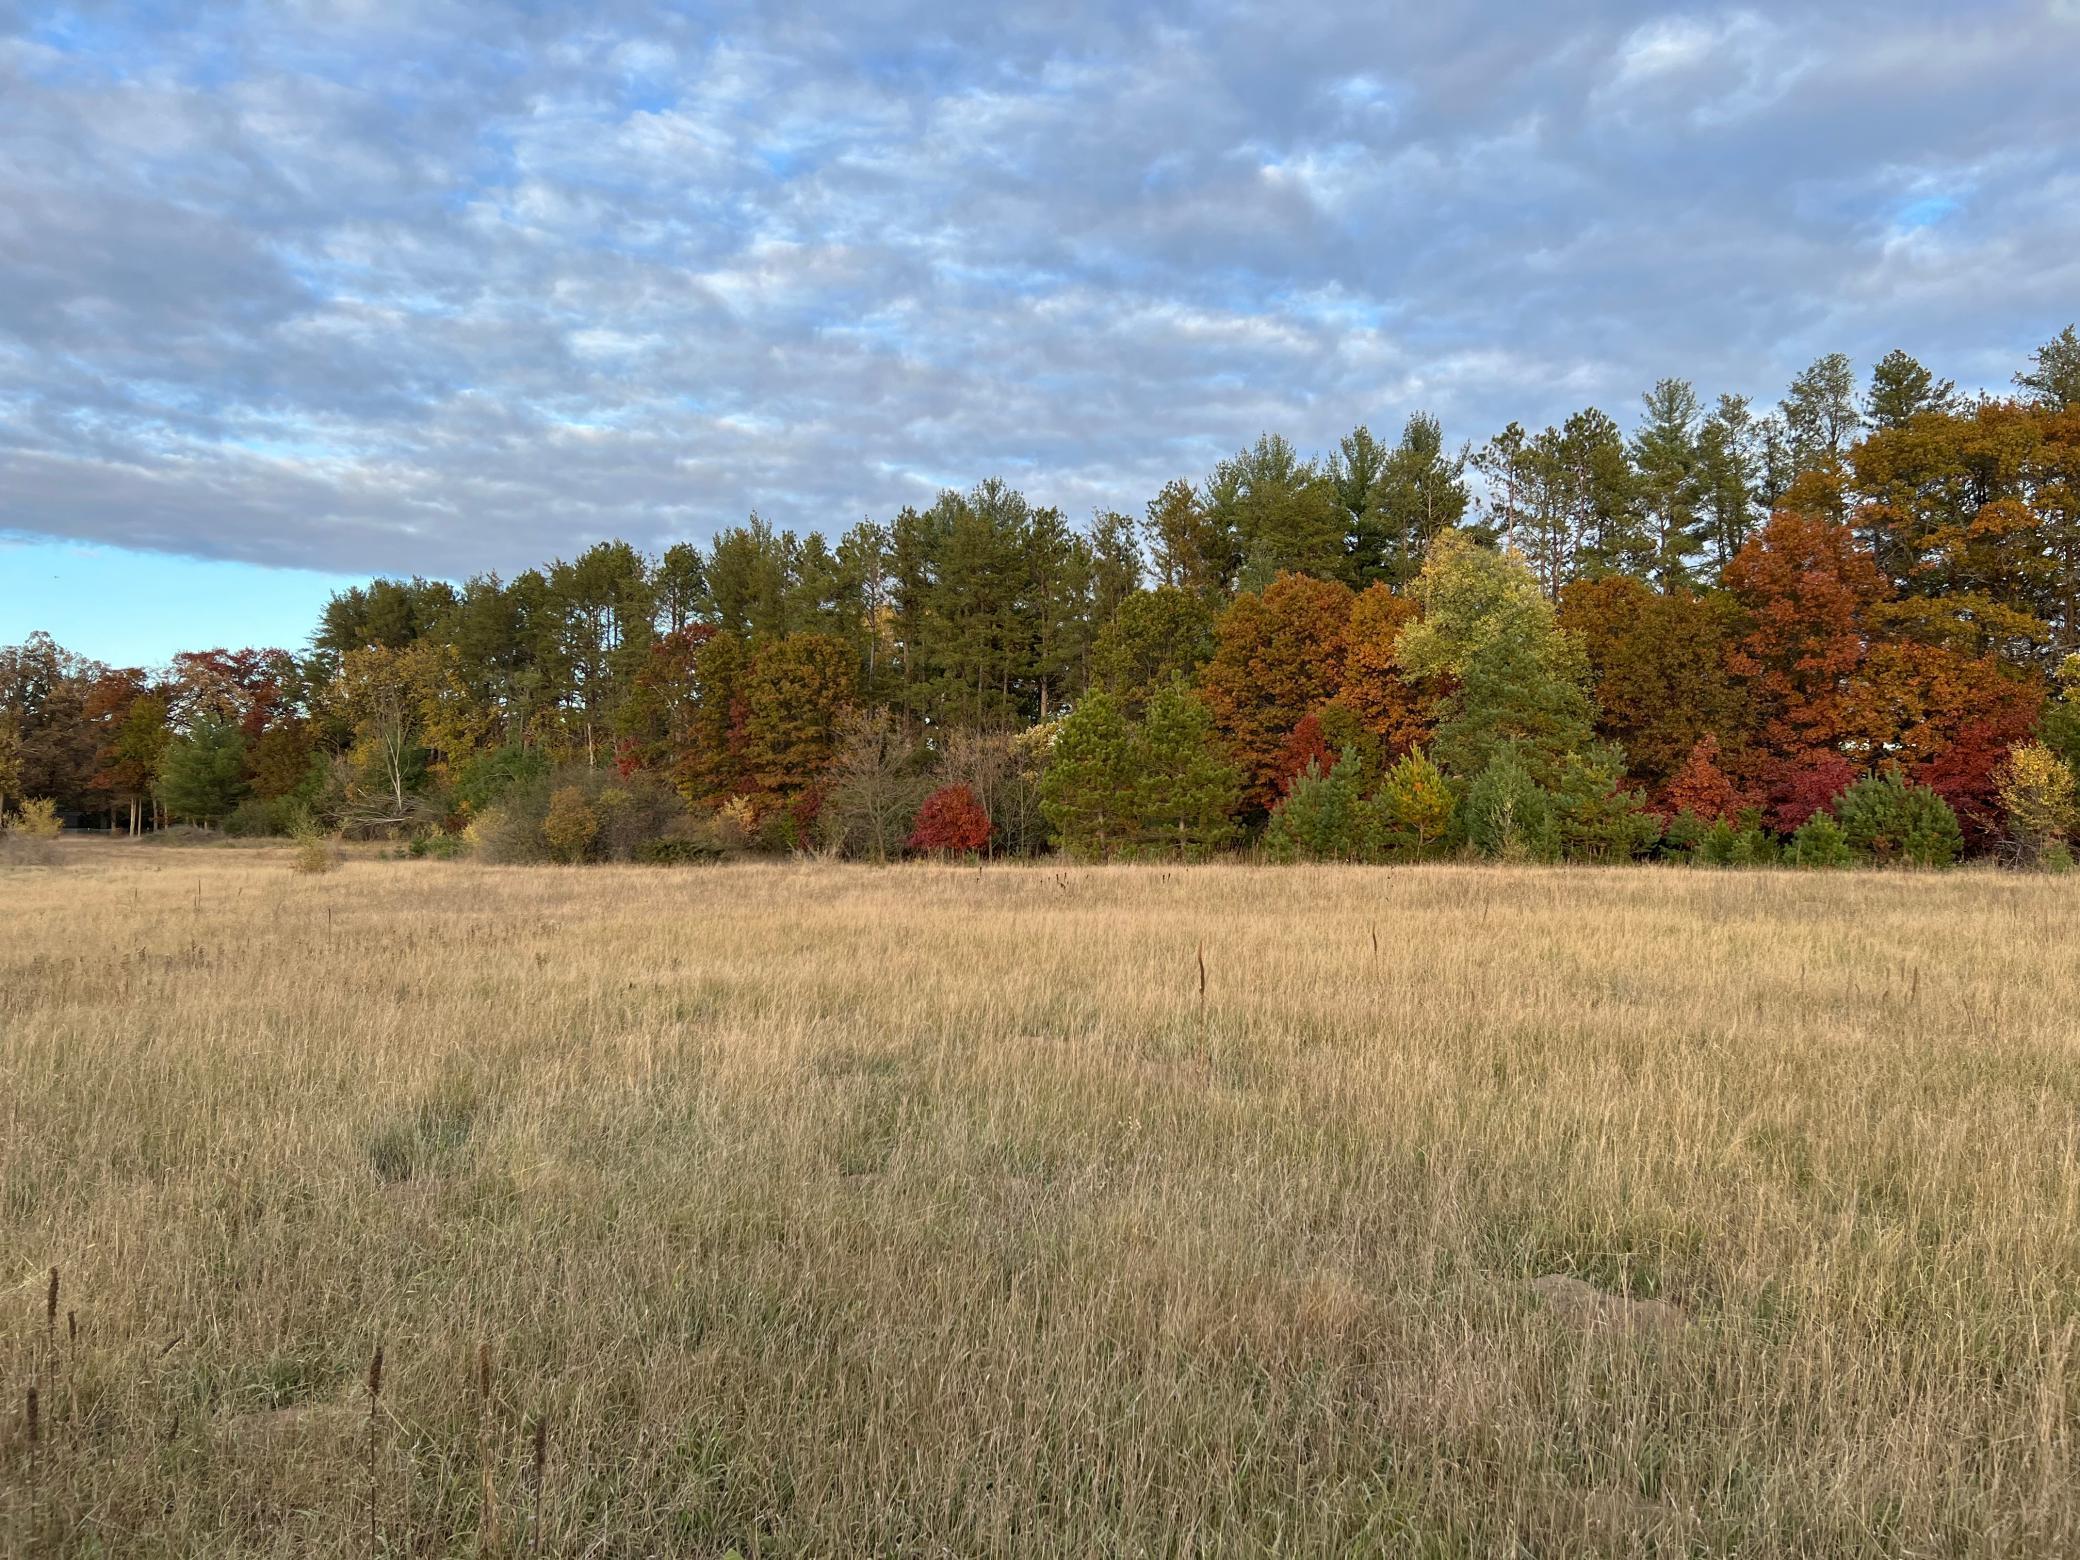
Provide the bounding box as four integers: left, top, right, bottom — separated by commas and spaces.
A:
3, 1, 2077, 663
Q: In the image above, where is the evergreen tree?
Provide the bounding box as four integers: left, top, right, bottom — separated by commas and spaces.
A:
158, 712, 248, 827
1864, 348, 1956, 428
2016, 325, 2080, 409
1629, 378, 1706, 588
1143, 479, 1233, 597
1783, 352, 1862, 467
1131, 681, 1241, 856
1262, 752, 1373, 860
1039, 691, 1138, 858
1090, 588, 1217, 715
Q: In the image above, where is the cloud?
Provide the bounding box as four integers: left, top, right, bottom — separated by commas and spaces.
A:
0, 1, 2074, 580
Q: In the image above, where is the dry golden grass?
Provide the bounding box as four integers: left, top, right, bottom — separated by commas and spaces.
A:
4, 840, 2080, 1556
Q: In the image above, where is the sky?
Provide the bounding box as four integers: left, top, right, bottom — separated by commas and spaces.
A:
2, 1, 2078, 667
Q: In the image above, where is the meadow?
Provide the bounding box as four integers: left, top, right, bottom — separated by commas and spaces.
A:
4, 842, 2080, 1556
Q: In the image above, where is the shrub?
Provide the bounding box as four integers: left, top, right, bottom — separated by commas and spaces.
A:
468, 802, 549, 865
635, 834, 722, 866
1786, 811, 1855, 868
541, 786, 601, 863
407, 831, 467, 860
909, 784, 993, 855
451, 745, 551, 816
8, 797, 63, 840
1834, 770, 1963, 867
224, 796, 306, 838
289, 828, 337, 876
1995, 741, 2078, 867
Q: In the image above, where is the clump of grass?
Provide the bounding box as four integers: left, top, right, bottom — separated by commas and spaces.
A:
365, 1088, 478, 1184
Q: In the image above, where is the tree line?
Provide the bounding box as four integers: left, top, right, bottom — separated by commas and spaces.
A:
6, 328, 2080, 870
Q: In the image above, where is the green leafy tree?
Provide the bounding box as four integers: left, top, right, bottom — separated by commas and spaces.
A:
158, 713, 248, 827
1629, 378, 1707, 588
1397, 531, 1596, 789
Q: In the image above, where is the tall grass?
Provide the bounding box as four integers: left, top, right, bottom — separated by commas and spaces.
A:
4, 841, 2080, 1554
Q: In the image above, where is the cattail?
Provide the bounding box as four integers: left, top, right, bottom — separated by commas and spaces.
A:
45, 1267, 58, 1334
25, 1387, 38, 1446
66, 1311, 76, 1345
476, 1340, 492, 1405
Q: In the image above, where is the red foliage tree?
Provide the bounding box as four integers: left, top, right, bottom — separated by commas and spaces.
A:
1271, 711, 1337, 797
1658, 734, 1747, 822
908, 784, 993, 855
1768, 751, 1859, 832
1198, 572, 1355, 815
1338, 584, 1431, 758
1723, 510, 1889, 800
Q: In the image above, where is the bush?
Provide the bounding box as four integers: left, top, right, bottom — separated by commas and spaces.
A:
1786, 811, 1855, 868
1834, 770, 1963, 867
635, 834, 722, 866
467, 765, 703, 866
1659, 809, 1708, 858
289, 829, 337, 876
451, 745, 551, 817
224, 795, 313, 838
407, 831, 467, 860
7, 797, 63, 840
542, 786, 601, 863
1995, 742, 2078, 867
909, 784, 994, 855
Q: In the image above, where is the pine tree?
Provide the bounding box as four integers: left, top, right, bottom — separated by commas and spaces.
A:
1039, 692, 1138, 858
1131, 682, 1241, 856
2017, 325, 2080, 409
158, 713, 248, 827
1864, 349, 1955, 428
1629, 379, 1707, 589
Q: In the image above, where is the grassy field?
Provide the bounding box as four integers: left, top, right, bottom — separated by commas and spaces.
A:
4, 842, 2080, 1556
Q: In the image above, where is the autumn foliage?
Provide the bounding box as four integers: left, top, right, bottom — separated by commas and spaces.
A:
908, 784, 993, 855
